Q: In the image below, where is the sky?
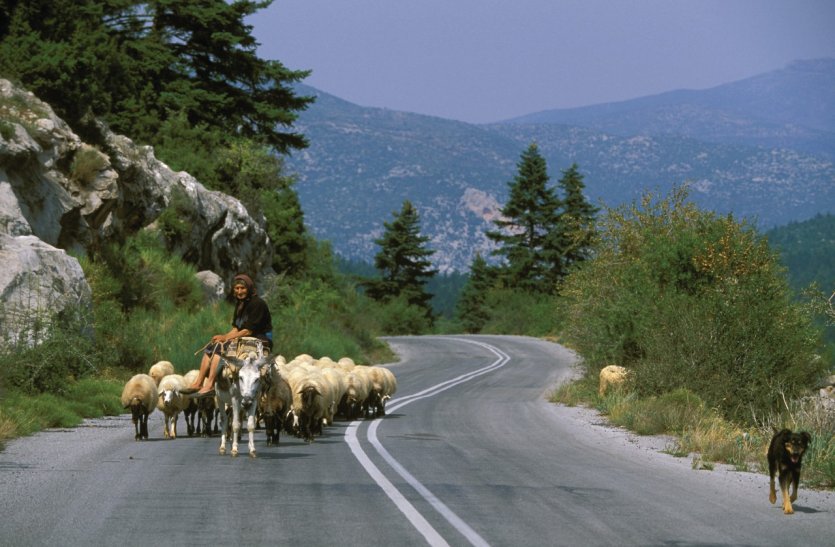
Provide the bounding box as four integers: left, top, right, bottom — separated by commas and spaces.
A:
250, 0, 835, 124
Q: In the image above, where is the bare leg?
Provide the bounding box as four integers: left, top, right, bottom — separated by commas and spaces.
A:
189, 352, 212, 390
199, 353, 222, 394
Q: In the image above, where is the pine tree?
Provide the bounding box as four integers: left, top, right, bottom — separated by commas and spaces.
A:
0, 0, 312, 153
366, 200, 438, 319
486, 143, 562, 293
455, 253, 494, 333
555, 163, 598, 270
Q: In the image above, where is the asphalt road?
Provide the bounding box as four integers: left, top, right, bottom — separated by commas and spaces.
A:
0, 335, 833, 546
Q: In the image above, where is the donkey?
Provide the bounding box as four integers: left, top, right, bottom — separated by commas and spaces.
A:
216, 352, 270, 457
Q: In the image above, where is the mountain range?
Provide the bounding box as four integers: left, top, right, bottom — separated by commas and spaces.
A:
285, 58, 835, 272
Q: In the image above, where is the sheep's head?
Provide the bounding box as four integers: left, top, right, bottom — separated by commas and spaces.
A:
159, 389, 179, 408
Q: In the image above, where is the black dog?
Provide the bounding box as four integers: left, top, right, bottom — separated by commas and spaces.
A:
768, 428, 812, 514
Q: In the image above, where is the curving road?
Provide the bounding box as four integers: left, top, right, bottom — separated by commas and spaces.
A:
1, 335, 833, 546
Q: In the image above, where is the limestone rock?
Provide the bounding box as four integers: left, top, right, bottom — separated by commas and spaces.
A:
0, 234, 92, 345
0, 78, 275, 344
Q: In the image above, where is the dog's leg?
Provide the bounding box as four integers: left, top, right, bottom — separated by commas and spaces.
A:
780, 471, 794, 514
790, 468, 800, 503
768, 462, 777, 505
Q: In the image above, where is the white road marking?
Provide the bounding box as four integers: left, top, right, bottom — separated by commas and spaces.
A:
347, 337, 510, 547
345, 422, 450, 546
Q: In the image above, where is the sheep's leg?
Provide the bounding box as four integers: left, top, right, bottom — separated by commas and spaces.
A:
170, 412, 178, 439
140, 412, 149, 440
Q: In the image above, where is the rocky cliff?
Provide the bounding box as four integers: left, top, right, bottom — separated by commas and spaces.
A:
0, 79, 272, 344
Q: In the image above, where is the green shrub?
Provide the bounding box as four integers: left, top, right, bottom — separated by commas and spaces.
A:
374, 295, 433, 335
69, 145, 108, 186
550, 374, 598, 406
0, 120, 15, 140
265, 274, 391, 362
480, 288, 561, 337
64, 377, 124, 417
2, 308, 99, 395
560, 186, 826, 424
156, 185, 193, 250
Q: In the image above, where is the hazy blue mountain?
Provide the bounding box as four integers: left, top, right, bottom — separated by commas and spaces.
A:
504, 58, 835, 159
287, 60, 835, 272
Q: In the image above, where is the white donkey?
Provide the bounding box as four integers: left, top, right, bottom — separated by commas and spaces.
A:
216, 351, 270, 457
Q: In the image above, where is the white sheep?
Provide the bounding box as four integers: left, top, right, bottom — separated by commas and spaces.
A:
314, 356, 337, 368
149, 360, 175, 386
320, 367, 346, 425
341, 369, 371, 420
120, 374, 158, 440
337, 357, 356, 369
598, 365, 629, 397
365, 366, 397, 418
378, 366, 398, 416
156, 373, 190, 439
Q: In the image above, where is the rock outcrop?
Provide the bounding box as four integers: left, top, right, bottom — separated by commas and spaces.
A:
0, 79, 272, 344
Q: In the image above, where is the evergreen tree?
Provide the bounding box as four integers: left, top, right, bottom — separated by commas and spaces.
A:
213, 139, 309, 276
366, 200, 438, 319
455, 253, 494, 333
0, 0, 312, 154
554, 163, 598, 271
486, 143, 563, 292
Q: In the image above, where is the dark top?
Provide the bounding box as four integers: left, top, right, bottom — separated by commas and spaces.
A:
233, 294, 273, 348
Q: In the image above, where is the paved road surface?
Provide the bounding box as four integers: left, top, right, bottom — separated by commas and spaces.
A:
1, 335, 832, 546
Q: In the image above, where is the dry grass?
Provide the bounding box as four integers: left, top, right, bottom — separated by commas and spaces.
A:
550, 377, 835, 488
0, 408, 18, 449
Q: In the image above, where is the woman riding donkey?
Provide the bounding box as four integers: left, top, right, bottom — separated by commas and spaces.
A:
189, 273, 272, 395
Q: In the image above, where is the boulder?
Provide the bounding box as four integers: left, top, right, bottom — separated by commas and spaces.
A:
196, 270, 226, 302
0, 78, 275, 344
0, 234, 92, 345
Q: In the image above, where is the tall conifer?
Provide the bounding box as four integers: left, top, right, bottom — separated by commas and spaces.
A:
556, 163, 598, 269
366, 200, 437, 319
455, 253, 493, 333
486, 143, 562, 292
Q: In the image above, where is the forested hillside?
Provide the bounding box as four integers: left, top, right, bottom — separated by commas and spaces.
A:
767, 213, 835, 293
287, 61, 835, 271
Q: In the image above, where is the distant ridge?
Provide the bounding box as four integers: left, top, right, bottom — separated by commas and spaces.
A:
287, 60, 835, 272
502, 58, 835, 158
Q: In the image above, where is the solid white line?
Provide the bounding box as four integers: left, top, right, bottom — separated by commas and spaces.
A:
344, 421, 450, 547
350, 337, 510, 547
387, 338, 510, 412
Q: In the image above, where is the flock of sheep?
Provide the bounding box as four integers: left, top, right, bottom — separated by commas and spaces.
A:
119, 353, 398, 456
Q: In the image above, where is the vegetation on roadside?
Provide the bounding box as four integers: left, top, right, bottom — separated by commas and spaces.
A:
0, 230, 394, 449
548, 187, 833, 487
550, 376, 835, 488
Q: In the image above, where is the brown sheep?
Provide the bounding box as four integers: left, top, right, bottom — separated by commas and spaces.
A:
120, 374, 157, 440
598, 365, 629, 397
